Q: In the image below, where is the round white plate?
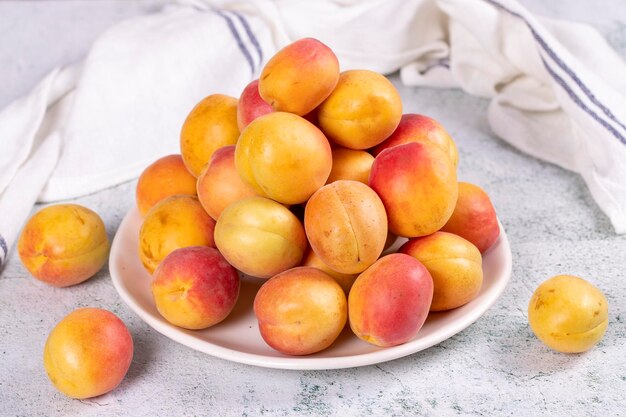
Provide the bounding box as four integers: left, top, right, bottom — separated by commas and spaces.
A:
110, 206, 512, 370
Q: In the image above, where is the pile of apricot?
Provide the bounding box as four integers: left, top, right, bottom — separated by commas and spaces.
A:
135, 38, 500, 355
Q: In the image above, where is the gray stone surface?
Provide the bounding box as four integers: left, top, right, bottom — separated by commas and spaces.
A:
1, 1, 625, 416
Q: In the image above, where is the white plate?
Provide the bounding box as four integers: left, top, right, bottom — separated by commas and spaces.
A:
110, 206, 512, 370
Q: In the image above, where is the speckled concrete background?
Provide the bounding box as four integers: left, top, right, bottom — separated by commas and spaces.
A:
1, 1, 625, 416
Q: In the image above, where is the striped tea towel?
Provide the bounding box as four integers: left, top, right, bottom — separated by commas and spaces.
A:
1, 0, 625, 268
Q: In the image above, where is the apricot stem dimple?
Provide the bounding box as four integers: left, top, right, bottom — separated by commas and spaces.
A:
165, 286, 188, 301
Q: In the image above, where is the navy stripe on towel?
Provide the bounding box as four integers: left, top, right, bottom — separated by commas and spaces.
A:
231, 11, 263, 66
483, 0, 626, 145
542, 57, 626, 145
528, 22, 626, 135
0, 233, 8, 266
213, 9, 256, 75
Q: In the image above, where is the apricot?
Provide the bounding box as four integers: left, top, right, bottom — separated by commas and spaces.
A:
259, 38, 339, 116
528, 275, 608, 353
152, 246, 239, 330
214, 197, 307, 278
318, 70, 402, 149
369, 141, 458, 237
301, 248, 358, 295
18, 204, 109, 287
237, 79, 273, 130
43, 308, 133, 399
327, 147, 374, 184
349, 254, 433, 347
441, 182, 500, 253
139, 195, 215, 274
180, 94, 239, 177
372, 114, 459, 168
235, 112, 332, 204
135, 154, 197, 217
254, 267, 347, 355
305, 180, 387, 274
400, 232, 483, 311
196, 145, 258, 220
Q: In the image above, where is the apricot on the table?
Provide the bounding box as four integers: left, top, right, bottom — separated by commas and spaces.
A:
528, 275, 608, 353
43, 308, 133, 399
18, 204, 109, 287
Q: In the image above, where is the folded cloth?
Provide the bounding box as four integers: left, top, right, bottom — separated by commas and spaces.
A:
1, 0, 625, 267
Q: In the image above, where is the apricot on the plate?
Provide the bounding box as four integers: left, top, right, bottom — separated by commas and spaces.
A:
196, 145, 258, 220
369, 141, 458, 237
214, 196, 307, 278
441, 182, 500, 253
254, 267, 347, 355
372, 114, 459, 168
180, 94, 239, 177
135, 154, 197, 217
305, 180, 387, 274
327, 147, 374, 184
152, 246, 239, 330
301, 248, 358, 295
139, 195, 215, 274
400, 232, 483, 311
237, 79, 273, 131
259, 38, 339, 116
349, 254, 433, 347
318, 70, 402, 150
235, 112, 332, 205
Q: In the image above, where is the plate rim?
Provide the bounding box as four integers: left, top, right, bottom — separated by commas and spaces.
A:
110, 206, 512, 370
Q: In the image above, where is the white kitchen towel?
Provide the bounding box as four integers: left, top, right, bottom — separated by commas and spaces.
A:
1, 0, 626, 267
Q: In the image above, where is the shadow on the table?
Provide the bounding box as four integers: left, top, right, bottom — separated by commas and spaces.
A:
85, 262, 112, 286
492, 321, 587, 377
310, 318, 588, 378
121, 330, 155, 387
